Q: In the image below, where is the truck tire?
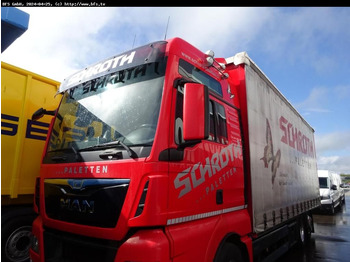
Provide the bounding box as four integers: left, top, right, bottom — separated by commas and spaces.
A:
297, 218, 306, 247
304, 214, 312, 242
214, 242, 243, 262
1, 207, 36, 262
297, 215, 311, 247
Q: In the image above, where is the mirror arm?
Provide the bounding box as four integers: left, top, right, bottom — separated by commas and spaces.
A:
32, 107, 56, 121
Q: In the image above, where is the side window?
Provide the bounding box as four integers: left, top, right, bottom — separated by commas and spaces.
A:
178, 59, 222, 96
208, 101, 215, 141
216, 103, 228, 144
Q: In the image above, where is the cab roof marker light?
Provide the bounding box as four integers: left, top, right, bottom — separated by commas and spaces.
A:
205, 50, 215, 67
205, 50, 228, 79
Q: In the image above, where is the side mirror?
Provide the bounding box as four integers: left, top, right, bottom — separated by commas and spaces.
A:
183, 83, 209, 141
32, 108, 56, 121
331, 185, 337, 190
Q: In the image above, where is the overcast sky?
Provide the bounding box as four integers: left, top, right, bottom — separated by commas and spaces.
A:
2, 7, 350, 174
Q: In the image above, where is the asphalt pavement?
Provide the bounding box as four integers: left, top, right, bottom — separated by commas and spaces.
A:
279, 189, 350, 262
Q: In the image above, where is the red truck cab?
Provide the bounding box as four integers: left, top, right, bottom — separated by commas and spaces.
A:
30, 37, 319, 262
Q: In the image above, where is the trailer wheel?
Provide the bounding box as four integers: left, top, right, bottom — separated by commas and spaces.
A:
304, 214, 312, 242
1, 208, 36, 262
297, 218, 306, 246
214, 242, 243, 262
297, 215, 312, 247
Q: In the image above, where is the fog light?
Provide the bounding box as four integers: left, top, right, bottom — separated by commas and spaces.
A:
31, 235, 39, 254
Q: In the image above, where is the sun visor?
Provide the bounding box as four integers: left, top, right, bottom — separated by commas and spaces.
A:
59, 41, 167, 93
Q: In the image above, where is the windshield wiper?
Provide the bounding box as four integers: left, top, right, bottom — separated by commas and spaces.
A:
80, 140, 136, 158
49, 146, 81, 161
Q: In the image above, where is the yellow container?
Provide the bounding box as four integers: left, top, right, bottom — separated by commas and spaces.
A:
1, 62, 61, 202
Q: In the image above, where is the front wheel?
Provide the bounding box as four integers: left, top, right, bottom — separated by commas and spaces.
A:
1, 208, 36, 262
214, 242, 243, 262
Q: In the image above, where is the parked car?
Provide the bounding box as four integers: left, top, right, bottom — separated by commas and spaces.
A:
318, 170, 343, 214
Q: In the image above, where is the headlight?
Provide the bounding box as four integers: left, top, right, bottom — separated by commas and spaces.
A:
321, 194, 330, 200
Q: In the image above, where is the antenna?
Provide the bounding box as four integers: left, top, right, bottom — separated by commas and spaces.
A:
164, 16, 170, 40
132, 34, 136, 48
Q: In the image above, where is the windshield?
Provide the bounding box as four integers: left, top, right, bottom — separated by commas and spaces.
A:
319, 177, 329, 189
47, 60, 166, 154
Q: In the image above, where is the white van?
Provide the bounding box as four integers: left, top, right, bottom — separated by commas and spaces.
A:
318, 170, 342, 214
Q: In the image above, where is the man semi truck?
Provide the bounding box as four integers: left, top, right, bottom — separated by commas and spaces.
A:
29, 38, 320, 262
1, 62, 61, 262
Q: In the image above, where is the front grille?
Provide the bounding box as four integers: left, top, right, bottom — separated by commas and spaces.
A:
44, 179, 129, 228
44, 228, 120, 262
